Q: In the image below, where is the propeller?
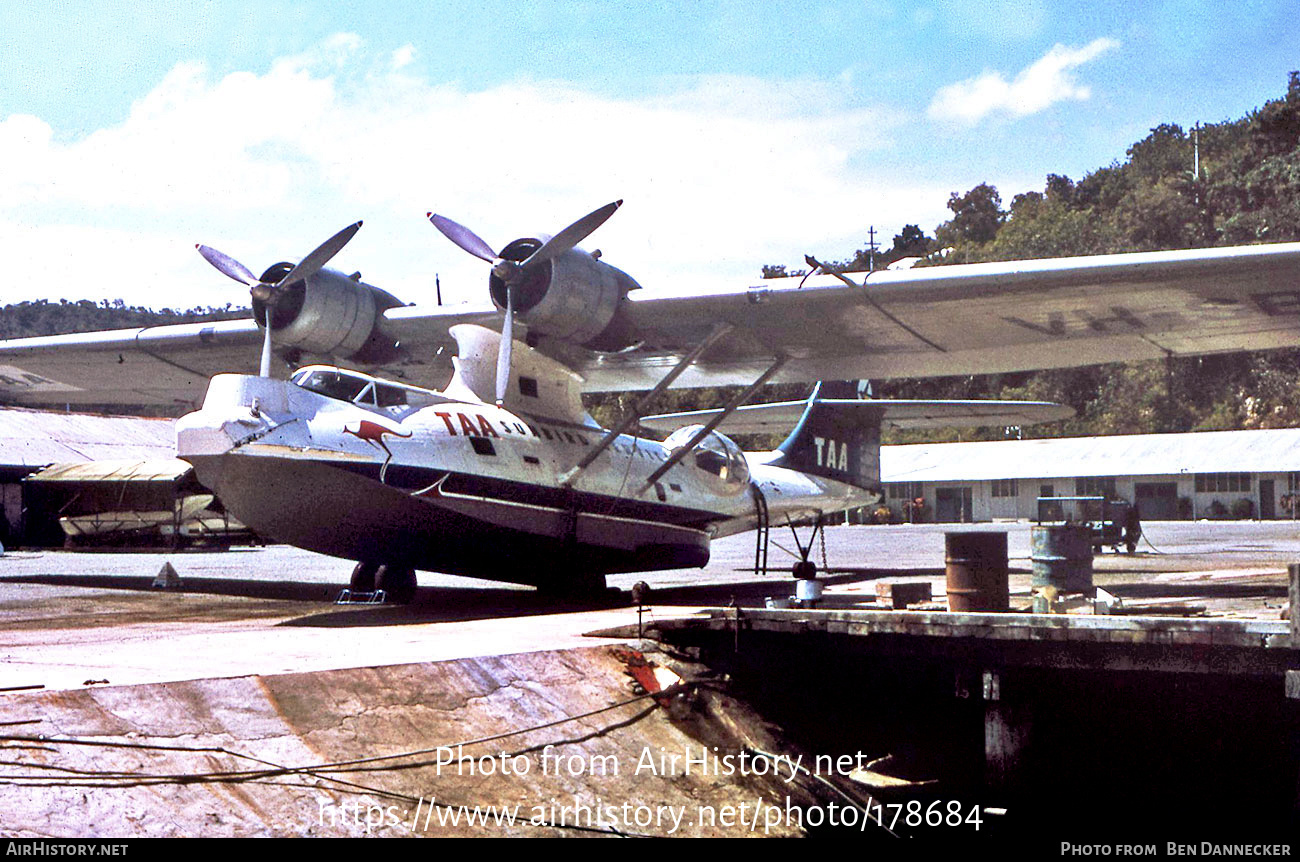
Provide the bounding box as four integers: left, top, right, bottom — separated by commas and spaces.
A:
429, 201, 622, 404
196, 222, 362, 377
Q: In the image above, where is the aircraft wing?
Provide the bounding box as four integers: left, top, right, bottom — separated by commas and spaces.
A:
639, 399, 1076, 435
581, 242, 1300, 391
0, 319, 266, 409
0, 304, 497, 409
3, 242, 1300, 407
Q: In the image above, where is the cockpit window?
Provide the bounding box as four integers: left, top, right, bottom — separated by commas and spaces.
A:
662, 425, 750, 489
694, 448, 730, 477
375, 384, 408, 408
291, 366, 436, 416
297, 369, 368, 402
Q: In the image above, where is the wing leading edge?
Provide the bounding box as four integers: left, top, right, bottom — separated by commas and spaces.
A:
3, 241, 1300, 407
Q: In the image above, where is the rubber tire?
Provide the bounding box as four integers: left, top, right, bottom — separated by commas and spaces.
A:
376, 565, 418, 604
350, 561, 378, 592
793, 560, 817, 579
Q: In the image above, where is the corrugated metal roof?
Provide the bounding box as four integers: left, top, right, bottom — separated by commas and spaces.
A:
882, 428, 1300, 483
27, 459, 192, 483
0, 408, 176, 467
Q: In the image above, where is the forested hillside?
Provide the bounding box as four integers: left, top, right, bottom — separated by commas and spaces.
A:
0, 298, 245, 340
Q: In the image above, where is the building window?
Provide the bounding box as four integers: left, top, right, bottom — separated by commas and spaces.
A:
1075, 477, 1116, 497
992, 478, 1018, 497
886, 482, 924, 500
1194, 473, 1251, 493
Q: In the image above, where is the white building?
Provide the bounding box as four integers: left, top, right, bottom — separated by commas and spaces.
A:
880, 428, 1300, 522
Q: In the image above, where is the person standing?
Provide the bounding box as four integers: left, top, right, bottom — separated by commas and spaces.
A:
1124, 503, 1142, 554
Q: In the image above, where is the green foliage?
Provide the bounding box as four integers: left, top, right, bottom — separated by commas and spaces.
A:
0, 298, 247, 340
935, 182, 1004, 253
986, 194, 1112, 258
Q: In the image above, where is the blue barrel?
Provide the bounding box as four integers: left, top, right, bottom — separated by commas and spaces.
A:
1031, 525, 1093, 592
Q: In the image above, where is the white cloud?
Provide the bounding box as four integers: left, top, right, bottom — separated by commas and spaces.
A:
0, 34, 952, 311
928, 37, 1119, 125
391, 44, 416, 70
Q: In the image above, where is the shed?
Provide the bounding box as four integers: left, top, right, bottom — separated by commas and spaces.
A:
21, 458, 208, 547
0, 407, 176, 543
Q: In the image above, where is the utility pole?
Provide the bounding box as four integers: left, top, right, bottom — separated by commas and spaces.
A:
1192, 122, 1201, 208
866, 226, 879, 272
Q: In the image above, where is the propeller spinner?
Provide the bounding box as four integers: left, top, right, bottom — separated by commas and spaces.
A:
428, 201, 622, 404
197, 222, 362, 377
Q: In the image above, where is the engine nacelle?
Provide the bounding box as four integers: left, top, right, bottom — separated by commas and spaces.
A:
252, 266, 403, 365
489, 240, 641, 351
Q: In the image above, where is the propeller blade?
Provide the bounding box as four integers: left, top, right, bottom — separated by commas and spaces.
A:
198, 224, 363, 378
277, 221, 363, 287
523, 200, 622, 269
495, 285, 514, 405
196, 245, 258, 286
428, 213, 497, 263
259, 306, 274, 378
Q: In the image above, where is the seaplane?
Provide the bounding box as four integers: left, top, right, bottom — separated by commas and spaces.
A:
3, 201, 1300, 600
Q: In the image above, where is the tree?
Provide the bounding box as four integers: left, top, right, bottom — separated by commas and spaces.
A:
1125, 123, 1189, 185
1045, 173, 1076, 205
1114, 176, 1204, 250
936, 183, 1004, 247
888, 224, 931, 259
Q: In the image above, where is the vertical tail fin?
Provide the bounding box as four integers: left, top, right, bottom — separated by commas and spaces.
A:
774, 381, 882, 490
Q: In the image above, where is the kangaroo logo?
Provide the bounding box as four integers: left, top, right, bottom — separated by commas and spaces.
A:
343, 419, 413, 483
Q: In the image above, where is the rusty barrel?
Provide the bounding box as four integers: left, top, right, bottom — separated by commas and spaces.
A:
1031, 524, 1093, 593
945, 531, 1009, 612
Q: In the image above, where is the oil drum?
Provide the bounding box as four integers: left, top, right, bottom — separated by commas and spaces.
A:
945, 531, 1009, 612
1030, 524, 1093, 593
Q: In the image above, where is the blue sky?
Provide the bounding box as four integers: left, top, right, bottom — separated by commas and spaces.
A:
0, 0, 1296, 309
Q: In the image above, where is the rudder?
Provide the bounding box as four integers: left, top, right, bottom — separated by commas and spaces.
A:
774, 381, 882, 491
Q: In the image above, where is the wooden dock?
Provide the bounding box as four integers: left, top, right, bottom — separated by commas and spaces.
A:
593, 568, 1300, 835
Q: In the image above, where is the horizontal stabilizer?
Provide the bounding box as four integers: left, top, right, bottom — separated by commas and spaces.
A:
640, 398, 1074, 435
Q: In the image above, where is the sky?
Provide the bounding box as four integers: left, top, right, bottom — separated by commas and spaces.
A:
0, 0, 1296, 311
